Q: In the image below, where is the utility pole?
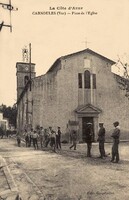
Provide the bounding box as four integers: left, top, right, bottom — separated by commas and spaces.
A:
29, 43, 32, 91
0, 0, 18, 32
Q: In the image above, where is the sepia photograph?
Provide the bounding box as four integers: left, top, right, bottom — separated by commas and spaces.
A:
0, 0, 129, 199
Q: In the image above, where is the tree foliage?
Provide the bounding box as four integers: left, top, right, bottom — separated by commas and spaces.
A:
114, 56, 129, 98
0, 104, 17, 128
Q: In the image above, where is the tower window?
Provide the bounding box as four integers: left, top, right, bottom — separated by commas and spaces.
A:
24, 76, 29, 85
84, 70, 90, 88
78, 73, 82, 88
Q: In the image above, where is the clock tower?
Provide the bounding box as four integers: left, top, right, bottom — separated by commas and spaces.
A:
16, 62, 36, 100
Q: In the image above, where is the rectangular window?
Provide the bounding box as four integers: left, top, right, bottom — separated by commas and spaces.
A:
84, 70, 90, 89
93, 74, 96, 89
78, 73, 82, 88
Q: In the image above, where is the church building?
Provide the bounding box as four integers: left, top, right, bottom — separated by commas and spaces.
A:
16, 48, 129, 141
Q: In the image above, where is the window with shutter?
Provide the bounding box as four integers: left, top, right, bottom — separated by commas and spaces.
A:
78, 73, 82, 88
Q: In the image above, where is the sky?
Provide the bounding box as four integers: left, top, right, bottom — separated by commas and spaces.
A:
0, 0, 129, 106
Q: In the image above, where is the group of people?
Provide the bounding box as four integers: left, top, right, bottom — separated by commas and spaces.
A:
18, 126, 62, 152
16, 121, 121, 163
0, 128, 16, 139
83, 121, 120, 163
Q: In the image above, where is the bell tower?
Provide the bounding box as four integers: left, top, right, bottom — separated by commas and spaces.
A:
16, 44, 36, 101
16, 62, 36, 100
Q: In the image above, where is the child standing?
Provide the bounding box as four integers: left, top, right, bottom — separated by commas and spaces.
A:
17, 133, 21, 147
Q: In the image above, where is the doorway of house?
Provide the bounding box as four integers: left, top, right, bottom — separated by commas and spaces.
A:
82, 117, 94, 142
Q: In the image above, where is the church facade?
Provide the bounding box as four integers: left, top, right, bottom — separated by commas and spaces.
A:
16, 49, 129, 141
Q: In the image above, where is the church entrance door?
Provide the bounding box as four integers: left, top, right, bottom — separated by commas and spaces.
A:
82, 117, 94, 142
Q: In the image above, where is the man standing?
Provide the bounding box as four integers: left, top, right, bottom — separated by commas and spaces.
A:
0, 127, 4, 139
24, 129, 30, 147
69, 129, 77, 150
50, 130, 56, 152
111, 121, 120, 163
29, 128, 33, 147
16, 133, 21, 147
84, 123, 93, 157
97, 123, 106, 159
45, 126, 52, 147
56, 127, 62, 149
39, 127, 44, 149
32, 130, 39, 150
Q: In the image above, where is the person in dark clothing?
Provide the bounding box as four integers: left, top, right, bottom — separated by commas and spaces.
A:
97, 123, 106, 158
0, 127, 4, 139
44, 129, 49, 147
111, 121, 120, 163
50, 130, 56, 152
32, 130, 39, 150
16, 134, 21, 147
24, 129, 30, 147
45, 127, 52, 147
56, 127, 62, 149
84, 123, 93, 157
29, 128, 33, 147
69, 130, 77, 150
6, 129, 10, 138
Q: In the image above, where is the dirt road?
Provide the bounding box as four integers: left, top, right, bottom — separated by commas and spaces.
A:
0, 138, 129, 200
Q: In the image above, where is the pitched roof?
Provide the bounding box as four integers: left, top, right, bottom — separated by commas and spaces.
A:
47, 48, 116, 73
75, 103, 102, 114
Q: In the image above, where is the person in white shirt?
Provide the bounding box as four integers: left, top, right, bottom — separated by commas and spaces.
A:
39, 127, 44, 148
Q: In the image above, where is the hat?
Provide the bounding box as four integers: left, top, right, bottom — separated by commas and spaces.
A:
113, 121, 119, 126
87, 122, 92, 125
99, 123, 104, 125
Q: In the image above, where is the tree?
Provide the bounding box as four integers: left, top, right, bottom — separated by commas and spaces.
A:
113, 55, 129, 98
0, 104, 17, 128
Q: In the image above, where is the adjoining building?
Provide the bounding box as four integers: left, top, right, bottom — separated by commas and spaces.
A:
0, 112, 9, 131
16, 48, 129, 141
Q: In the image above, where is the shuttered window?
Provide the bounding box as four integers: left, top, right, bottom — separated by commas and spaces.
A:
78, 73, 82, 88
